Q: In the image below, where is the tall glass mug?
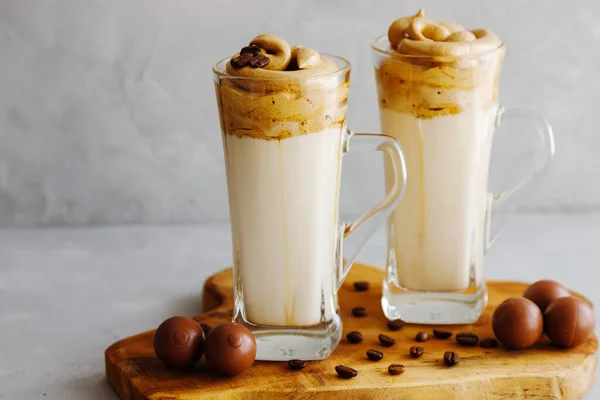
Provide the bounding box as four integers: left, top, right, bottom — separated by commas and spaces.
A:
213, 54, 406, 360
372, 31, 554, 324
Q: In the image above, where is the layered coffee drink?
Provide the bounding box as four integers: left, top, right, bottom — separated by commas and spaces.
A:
374, 10, 504, 293
215, 34, 349, 327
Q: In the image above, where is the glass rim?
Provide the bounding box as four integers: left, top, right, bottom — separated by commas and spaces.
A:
371, 33, 506, 61
212, 53, 351, 81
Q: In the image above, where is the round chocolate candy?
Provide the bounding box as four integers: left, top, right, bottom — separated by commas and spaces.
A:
492, 297, 543, 349
153, 316, 205, 369
523, 280, 570, 312
544, 296, 594, 348
204, 323, 256, 376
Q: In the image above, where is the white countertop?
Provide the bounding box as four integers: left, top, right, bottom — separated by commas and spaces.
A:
1, 213, 599, 399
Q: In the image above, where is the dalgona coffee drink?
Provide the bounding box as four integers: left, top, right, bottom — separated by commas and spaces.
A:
376, 9, 504, 293
214, 34, 405, 359
375, 9, 553, 324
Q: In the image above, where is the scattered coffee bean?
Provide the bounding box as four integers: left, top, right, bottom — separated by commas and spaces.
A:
346, 331, 363, 344
415, 332, 429, 342
366, 349, 384, 361
480, 338, 499, 349
387, 319, 405, 331
456, 332, 479, 346
240, 44, 261, 56
200, 323, 212, 336
353, 281, 370, 292
433, 329, 452, 339
444, 351, 460, 367
249, 55, 270, 68
335, 365, 358, 379
288, 359, 306, 370
230, 55, 250, 69
409, 346, 424, 358
378, 334, 396, 347
388, 364, 406, 375
352, 307, 367, 317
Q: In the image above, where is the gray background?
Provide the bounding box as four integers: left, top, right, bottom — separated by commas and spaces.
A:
0, 0, 599, 226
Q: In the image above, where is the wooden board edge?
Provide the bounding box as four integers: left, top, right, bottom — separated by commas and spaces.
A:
105, 349, 126, 400
105, 331, 153, 400
579, 352, 599, 399
201, 267, 231, 313
120, 356, 599, 400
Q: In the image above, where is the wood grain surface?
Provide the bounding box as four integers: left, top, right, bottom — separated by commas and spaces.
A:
105, 263, 598, 399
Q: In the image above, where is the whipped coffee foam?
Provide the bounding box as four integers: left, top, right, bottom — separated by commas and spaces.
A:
376, 9, 503, 119
216, 35, 347, 326
216, 34, 348, 140
388, 8, 501, 58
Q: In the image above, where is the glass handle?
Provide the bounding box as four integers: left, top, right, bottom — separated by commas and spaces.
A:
335, 129, 407, 291
485, 107, 555, 251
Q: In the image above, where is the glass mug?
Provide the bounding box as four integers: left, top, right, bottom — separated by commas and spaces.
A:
213, 55, 407, 360
372, 35, 555, 324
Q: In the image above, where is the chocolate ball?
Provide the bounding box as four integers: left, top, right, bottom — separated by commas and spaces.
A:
544, 296, 594, 348
154, 316, 205, 369
204, 323, 256, 376
492, 297, 543, 349
523, 280, 570, 312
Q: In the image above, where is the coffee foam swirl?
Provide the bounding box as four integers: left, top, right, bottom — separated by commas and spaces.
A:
217, 34, 348, 140
388, 9, 501, 58
375, 9, 504, 119
225, 34, 340, 88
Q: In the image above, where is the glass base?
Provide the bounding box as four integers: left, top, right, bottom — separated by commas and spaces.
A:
381, 282, 488, 325
234, 313, 343, 361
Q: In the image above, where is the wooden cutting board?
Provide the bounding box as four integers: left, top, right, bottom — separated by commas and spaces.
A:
105, 263, 598, 399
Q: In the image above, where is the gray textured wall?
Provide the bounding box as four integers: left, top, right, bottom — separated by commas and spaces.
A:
0, 0, 598, 226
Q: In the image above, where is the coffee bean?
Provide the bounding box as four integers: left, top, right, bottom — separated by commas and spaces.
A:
415, 332, 429, 342
335, 365, 358, 379
433, 329, 452, 339
378, 334, 396, 347
409, 346, 424, 358
366, 349, 384, 361
288, 359, 306, 370
230, 55, 250, 69
388, 364, 406, 375
353, 281, 370, 292
456, 332, 479, 346
200, 323, 212, 336
352, 307, 367, 317
480, 338, 499, 349
346, 331, 363, 344
249, 55, 270, 68
444, 351, 460, 366
240, 44, 261, 56
387, 319, 405, 331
